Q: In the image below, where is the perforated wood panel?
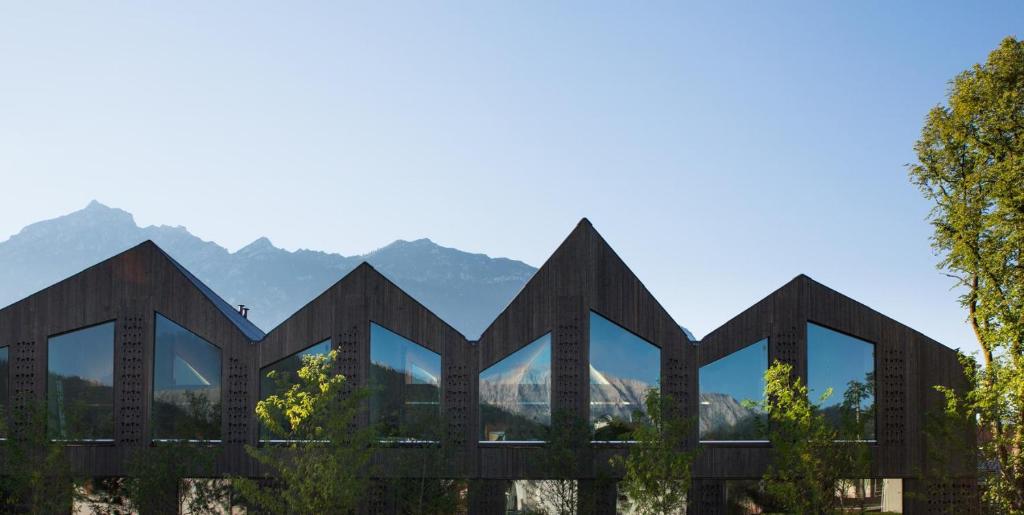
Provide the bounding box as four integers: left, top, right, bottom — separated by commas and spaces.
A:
225, 355, 249, 444
363, 480, 391, 514
772, 323, 800, 367
117, 316, 145, 444
695, 480, 726, 515
554, 299, 585, 416
337, 324, 361, 390
665, 352, 690, 420
469, 480, 508, 514
11, 339, 35, 436
444, 359, 470, 448
881, 342, 906, 445
921, 480, 979, 515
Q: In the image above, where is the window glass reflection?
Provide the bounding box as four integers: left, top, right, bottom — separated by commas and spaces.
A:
369, 323, 441, 441
807, 322, 875, 440
47, 322, 115, 440
480, 334, 551, 442
259, 339, 331, 441
153, 314, 221, 441
0, 346, 7, 438
589, 312, 660, 439
699, 339, 768, 441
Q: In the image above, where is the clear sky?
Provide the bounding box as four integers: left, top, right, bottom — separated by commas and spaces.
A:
1, 2, 1021, 356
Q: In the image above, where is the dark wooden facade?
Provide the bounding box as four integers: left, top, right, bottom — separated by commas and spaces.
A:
0, 220, 973, 513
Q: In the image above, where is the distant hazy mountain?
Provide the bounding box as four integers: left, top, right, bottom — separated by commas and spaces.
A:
0, 201, 536, 339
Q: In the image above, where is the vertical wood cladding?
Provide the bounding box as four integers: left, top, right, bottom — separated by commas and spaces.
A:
117, 315, 145, 445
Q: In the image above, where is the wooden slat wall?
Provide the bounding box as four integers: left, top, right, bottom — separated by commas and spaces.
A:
0, 242, 257, 476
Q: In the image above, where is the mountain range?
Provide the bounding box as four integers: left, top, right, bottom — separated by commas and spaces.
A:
0, 201, 537, 339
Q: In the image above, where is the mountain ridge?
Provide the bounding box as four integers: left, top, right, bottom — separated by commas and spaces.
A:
0, 201, 537, 339
0, 201, 694, 341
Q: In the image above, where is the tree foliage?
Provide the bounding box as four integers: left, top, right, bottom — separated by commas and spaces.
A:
909, 36, 1024, 513
121, 444, 227, 515
529, 410, 591, 515
758, 361, 869, 514
612, 389, 695, 515
234, 350, 376, 513
0, 401, 79, 514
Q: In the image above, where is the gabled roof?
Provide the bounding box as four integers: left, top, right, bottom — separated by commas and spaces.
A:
153, 243, 266, 341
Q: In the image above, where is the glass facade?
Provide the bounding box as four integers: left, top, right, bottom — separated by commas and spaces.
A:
259, 338, 331, 440
369, 323, 441, 440
480, 333, 551, 442
589, 312, 660, 439
47, 322, 115, 440
699, 339, 768, 441
0, 346, 8, 438
153, 314, 222, 441
807, 322, 875, 440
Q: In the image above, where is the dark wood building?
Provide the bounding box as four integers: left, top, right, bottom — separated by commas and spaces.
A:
0, 220, 974, 514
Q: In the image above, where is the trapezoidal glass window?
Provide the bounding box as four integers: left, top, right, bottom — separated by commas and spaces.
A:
0, 345, 9, 438
152, 314, 222, 441
699, 339, 768, 441
369, 323, 442, 441
480, 333, 551, 442
589, 312, 660, 440
807, 322, 875, 441
259, 338, 331, 441
47, 321, 115, 441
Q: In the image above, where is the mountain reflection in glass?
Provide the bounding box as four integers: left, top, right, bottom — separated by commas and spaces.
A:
0, 346, 7, 438
259, 338, 331, 441
808, 322, 875, 440
589, 312, 660, 440
699, 339, 768, 441
152, 314, 222, 441
479, 334, 551, 441
47, 322, 115, 440
369, 323, 441, 441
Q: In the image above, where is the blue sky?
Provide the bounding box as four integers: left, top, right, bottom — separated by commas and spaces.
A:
1, 2, 1021, 356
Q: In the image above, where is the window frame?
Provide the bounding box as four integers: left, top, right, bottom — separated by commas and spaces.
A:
806, 320, 878, 444
479, 331, 553, 445
151, 311, 224, 444
587, 310, 662, 443
46, 319, 117, 444
698, 337, 770, 444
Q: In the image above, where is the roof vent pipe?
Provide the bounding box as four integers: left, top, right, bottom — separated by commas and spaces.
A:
238, 305, 250, 319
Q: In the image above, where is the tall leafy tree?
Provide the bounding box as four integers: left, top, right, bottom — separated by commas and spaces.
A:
234, 350, 377, 513
908, 36, 1024, 513
758, 361, 869, 514
612, 389, 695, 515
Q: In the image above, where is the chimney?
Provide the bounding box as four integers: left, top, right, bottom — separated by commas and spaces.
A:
238, 305, 250, 319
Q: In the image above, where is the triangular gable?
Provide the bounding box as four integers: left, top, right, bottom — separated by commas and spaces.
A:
153, 245, 265, 341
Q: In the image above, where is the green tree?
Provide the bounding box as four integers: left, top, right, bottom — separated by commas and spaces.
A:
121, 444, 227, 515
385, 423, 468, 514
531, 410, 591, 515
758, 361, 868, 514
908, 36, 1024, 513
0, 401, 80, 514
233, 350, 377, 513
611, 389, 695, 515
